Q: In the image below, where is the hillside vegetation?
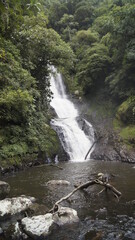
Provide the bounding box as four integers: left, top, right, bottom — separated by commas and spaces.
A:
0, 0, 135, 167
45, 0, 135, 149
0, 0, 74, 167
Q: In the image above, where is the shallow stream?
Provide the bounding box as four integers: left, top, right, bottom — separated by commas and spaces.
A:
2, 160, 135, 239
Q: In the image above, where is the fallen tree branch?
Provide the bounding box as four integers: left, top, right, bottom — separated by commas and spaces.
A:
85, 136, 102, 160
49, 180, 96, 213
49, 164, 63, 170
35, 164, 63, 170
85, 141, 97, 160
97, 188, 105, 196
49, 178, 122, 213
94, 179, 122, 197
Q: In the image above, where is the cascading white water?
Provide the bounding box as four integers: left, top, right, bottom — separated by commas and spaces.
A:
50, 67, 94, 162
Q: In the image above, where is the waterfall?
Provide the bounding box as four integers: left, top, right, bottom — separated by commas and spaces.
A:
50, 67, 94, 162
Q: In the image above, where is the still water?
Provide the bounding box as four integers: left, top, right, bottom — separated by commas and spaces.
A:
4, 160, 135, 214
2, 160, 135, 239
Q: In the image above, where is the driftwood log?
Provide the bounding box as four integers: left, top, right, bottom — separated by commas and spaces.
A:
85, 141, 97, 160
36, 164, 63, 170
49, 164, 63, 170
85, 136, 103, 160
49, 177, 122, 213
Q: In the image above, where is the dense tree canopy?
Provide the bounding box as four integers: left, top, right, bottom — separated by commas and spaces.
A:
42, 0, 135, 147
44, 0, 135, 100
0, 0, 135, 164
0, 0, 74, 166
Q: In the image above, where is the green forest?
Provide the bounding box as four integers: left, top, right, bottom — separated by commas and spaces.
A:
0, 0, 135, 168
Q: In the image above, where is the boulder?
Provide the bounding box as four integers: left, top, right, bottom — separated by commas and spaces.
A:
47, 180, 70, 186
0, 195, 35, 220
2, 222, 28, 240
14, 222, 28, 240
21, 213, 55, 239
21, 207, 79, 239
53, 206, 79, 226
0, 181, 10, 199
0, 227, 3, 235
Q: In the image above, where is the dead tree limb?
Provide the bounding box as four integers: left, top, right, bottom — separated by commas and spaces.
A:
85, 141, 97, 160
49, 180, 96, 213
85, 136, 103, 160
49, 179, 121, 213
49, 164, 63, 170
36, 164, 63, 170
94, 179, 122, 197
97, 188, 105, 195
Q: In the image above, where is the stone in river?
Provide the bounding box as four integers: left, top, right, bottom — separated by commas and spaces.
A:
21, 207, 79, 239
53, 206, 79, 226
0, 181, 10, 199
47, 180, 70, 186
0, 195, 36, 220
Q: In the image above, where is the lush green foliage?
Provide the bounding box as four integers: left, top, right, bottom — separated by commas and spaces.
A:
116, 96, 135, 124
44, 0, 135, 146
45, 0, 135, 100
0, 0, 135, 163
0, 0, 74, 166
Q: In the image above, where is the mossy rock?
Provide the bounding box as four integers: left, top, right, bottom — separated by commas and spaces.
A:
120, 125, 135, 147
116, 97, 135, 124
113, 118, 135, 149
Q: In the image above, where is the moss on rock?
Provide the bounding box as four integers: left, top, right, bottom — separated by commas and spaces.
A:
116, 97, 135, 125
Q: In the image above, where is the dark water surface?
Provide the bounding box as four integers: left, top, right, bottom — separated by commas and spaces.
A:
1, 160, 135, 239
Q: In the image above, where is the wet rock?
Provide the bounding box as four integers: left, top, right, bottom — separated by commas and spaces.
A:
107, 232, 123, 239
0, 165, 23, 175
0, 227, 3, 235
91, 144, 120, 162
21, 207, 79, 239
47, 180, 70, 186
95, 207, 107, 219
124, 231, 135, 240
78, 219, 106, 240
84, 230, 102, 240
27, 203, 49, 216
0, 195, 36, 220
79, 218, 125, 240
126, 200, 135, 206
91, 131, 135, 163
79, 214, 135, 240
13, 222, 28, 240
0, 181, 10, 200
77, 117, 94, 140
3, 222, 28, 240
3, 224, 17, 240
21, 213, 55, 239
52, 207, 79, 226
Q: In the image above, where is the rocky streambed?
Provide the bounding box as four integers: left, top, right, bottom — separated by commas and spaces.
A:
0, 160, 135, 239
0, 180, 79, 239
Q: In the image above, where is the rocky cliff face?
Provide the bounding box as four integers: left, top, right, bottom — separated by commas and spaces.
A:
91, 130, 135, 163
77, 94, 135, 163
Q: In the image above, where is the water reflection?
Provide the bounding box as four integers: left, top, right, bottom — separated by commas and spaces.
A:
2, 160, 135, 214
1, 160, 135, 239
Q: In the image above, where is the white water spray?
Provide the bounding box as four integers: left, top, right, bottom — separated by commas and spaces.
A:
50, 67, 94, 162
